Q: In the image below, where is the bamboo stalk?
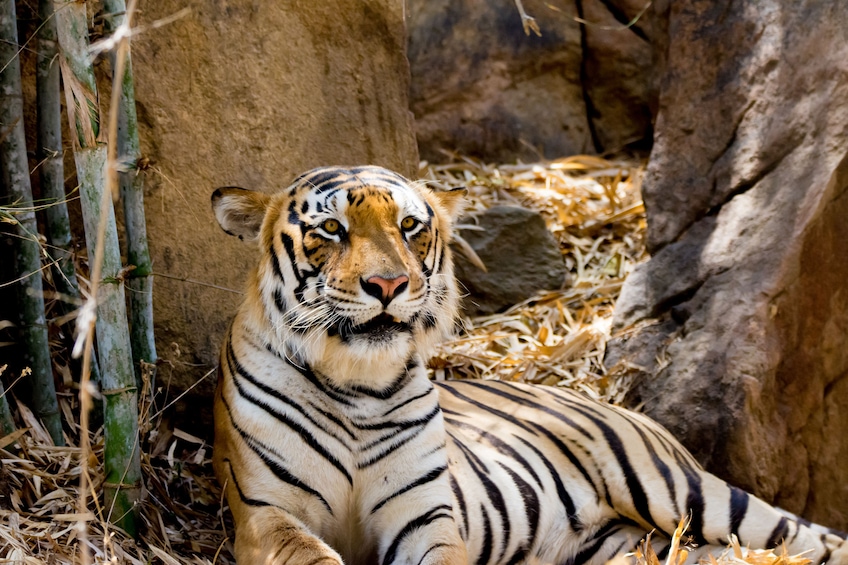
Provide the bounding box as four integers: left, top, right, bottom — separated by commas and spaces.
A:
102, 0, 157, 387
0, 380, 15, 437
0, 0, 64, 446
36, 0, 104, 392
55, 0, 141, 537
37, 0, 77, 305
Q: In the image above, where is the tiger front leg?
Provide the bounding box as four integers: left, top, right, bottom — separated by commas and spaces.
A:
234, 505, 344, 565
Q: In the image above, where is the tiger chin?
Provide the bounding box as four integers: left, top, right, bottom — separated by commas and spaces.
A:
211, 165, 848, 565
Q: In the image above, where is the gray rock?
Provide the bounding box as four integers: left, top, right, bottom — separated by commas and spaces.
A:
608, 0, 848, 528
406, 0, 654, 162
454, 206, 566, 315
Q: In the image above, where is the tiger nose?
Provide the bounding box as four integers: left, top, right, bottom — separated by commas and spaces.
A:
361, 275, 409, 305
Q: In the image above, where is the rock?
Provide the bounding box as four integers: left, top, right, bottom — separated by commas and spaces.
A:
406, 0, 654, 162
608, 1, 848, 528
131, 1, 418, 412
454, 206, 566, 315
581, 0, 655, 152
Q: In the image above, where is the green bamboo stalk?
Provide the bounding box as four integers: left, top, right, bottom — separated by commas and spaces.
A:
37, 0, 78, 304
0, 0, 64, 446
36, 0, 104, 393
55, 1, 141, 536
102, 0, 157, 387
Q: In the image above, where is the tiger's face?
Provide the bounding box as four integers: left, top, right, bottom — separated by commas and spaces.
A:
212, 166, 464, 390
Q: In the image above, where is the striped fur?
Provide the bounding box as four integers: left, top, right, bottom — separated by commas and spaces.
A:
211, 166, 848, 565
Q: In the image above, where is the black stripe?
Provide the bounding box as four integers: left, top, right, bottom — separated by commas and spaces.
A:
308, 402, 357, 441
269, 349, 354, 406
766, 517, 790, 548
566, 521, 624, 565
819, 534, 832, 563
297, 169, 350, 192
269, 244, 285, 283
382, 505, 453, 565
279, 232, 314, 301
451, 432, 490, 474
499, 463, 540, 561
221, 396, 333, 513
452, 438, 510, 563
449, 473, 468, 539
476, 505, 493, 565
231, 342, 351, 441
351, 404, 441, 432
358, 429, 428, 469
537, 385, 612, 422
382, 387, 435, 417
437, 384, 538, 435
272, 287, 288, 313
225, 459, 270, 507
370, 466, 447, 514
674, 450, 706, 545
361, 429, 411, 452
535, 390, 662, 535
227, 344, 353, 483
415, 543, 450, 565
729, 486, 749, 536
656, 539, 672, 560
626, 419, 678, 510
515, 435, 582, 532
527, 422, 601, 501
461, 381, 596, 440
349, 358, 417, 399
444, 418, 544, 488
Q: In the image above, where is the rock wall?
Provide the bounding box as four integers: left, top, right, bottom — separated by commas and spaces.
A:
131, 1, 418, 412
607, 1, 848, 527
407, 0, 654, 162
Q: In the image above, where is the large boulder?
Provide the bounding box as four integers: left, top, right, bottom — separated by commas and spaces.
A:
406, 0, 653, 162
131, 1, 418, 411
607, 1, 848, 528
454, 206, 566, 315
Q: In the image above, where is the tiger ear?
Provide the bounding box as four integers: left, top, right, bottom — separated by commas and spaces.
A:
211, 186, 271, 241
431, 187, 467, 222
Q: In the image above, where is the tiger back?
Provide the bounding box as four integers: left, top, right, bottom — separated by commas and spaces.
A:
211, 165, 848, 565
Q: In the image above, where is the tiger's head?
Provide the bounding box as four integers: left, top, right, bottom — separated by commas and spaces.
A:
212, 166, 464, 391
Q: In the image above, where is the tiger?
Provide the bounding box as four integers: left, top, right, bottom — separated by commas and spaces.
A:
210, 165, 848, 565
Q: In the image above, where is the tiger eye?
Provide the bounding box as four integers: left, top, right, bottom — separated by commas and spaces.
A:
322, 219, 341, 234
401, 216, 418, 231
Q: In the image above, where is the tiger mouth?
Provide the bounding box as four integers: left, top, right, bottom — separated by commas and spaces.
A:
338, 313, 411, 341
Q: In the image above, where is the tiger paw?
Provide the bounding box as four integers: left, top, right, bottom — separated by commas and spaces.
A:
231, 506, 345, 565
237, 540, 344, 565
413, 542, 467, 565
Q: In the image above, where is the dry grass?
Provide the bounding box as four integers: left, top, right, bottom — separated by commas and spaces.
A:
422, 155, 647, 403
0, 371, 232, 564
630, 517, 814, 565
0, 156, 807, 564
